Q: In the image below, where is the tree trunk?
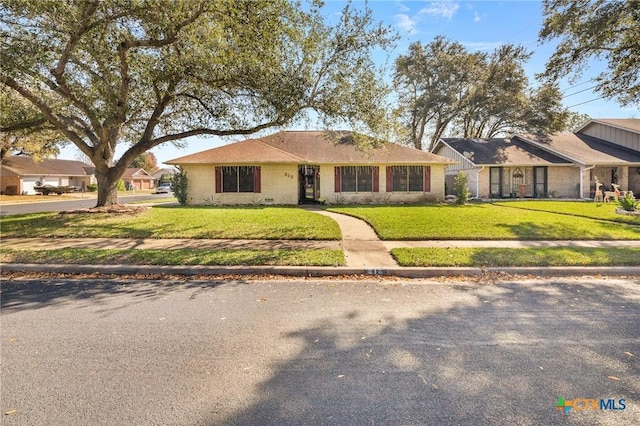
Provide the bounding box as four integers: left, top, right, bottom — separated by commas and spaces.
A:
95, 168, 120, 207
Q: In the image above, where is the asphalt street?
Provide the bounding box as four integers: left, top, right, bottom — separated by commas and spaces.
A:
0, 193, 168, 216
1, 276, 639, 425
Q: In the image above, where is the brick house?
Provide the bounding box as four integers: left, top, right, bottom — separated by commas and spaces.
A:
167, 131, 454, 205
122, 168, 155, 190
432, 119, 640, 199
0, 156, 95, 195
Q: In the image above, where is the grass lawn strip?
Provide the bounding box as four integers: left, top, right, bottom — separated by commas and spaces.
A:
0, 206, 342, 240
492, 201, 640, 225
329, 204, 640, 240
1, 248, 345, 267
392, 247, 640, 267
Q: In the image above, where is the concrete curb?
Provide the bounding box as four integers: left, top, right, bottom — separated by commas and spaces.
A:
4, 263, 640, 278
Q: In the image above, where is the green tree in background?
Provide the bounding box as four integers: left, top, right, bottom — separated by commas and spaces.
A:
539, 0, 640, 106
394, 37, 567, 151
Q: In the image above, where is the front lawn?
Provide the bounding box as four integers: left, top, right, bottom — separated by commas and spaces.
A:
328, 203, 640, 240
392, 247, 640, 267
492, 200, 640, 225
0, 206, 342, 240
0, 248, 345, 267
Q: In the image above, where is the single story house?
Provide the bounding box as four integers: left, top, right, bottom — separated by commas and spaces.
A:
431, 118, 640, 199
0, 155, 95, 195
122, 168, 155, 190
150, 167, 177, 186
166, 131, 454, 205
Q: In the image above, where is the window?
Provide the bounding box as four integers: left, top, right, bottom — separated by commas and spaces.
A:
216, 166, 261, 193
334, 166, 378, 192
387, 166, 429, 192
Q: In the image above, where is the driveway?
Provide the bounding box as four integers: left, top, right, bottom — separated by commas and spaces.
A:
2, 276, 638, 425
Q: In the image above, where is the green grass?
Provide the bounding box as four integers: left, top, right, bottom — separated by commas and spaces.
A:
0, 248, 345, 266
392, 247, 640, 267
492, 200, 640, 224
0, 206, 342, 240
328, 203, 640, 240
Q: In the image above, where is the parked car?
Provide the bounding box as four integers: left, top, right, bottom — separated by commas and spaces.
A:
155, 183, 173, 194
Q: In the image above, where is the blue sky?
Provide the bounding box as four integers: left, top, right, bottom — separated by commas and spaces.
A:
60, 0, 639, 165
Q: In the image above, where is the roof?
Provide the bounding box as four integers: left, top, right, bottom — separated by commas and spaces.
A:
576, 118, 640, 134
123, 168, 153, 179
167, 131, 454, 165
516, 132, 640, 165
439, 137, 573, 166
0, 156, 94, 176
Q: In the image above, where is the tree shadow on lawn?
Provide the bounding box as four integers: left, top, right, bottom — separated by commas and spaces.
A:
214, 280, 640, 425
498, 221, 640, 240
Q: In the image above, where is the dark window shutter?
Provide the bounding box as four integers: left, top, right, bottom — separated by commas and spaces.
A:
424, 166, 431, 192
215, 167, 222, 193
386, 166, 393, 192
334, 167, 341, 193
254, 166, 261, 193
373, 167, 379, 192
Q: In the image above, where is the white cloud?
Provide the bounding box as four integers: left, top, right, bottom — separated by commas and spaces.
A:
419, 1, 460, 20
474, 12, 482, 22
394, 13, 418, 34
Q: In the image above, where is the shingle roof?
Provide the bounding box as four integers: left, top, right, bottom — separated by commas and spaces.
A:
516, 132, 640, 165
167, 131, 454, 165
440, 137, 572, 166
578, 118, 640, 134
0, 156, 94, 176
122, 168, 154, 179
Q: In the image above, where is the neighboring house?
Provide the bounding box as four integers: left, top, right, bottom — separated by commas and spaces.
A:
0, 156, 95, 195
150, 167, 177, 186
432, 137, 575, 199
166, 131, 454, 205
122, 168, 155, 190
432, 119, 640, 199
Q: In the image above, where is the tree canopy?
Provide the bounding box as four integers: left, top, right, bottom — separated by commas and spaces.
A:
393, 37, 567, 151
1, 0, 395, 205
539, 0, 640, 106
129, 152, 157, 172
0, 87, 66, 159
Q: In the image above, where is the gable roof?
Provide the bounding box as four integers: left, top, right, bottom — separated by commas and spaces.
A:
0, 156, 94, 176
122, 168, 154, 179
516, 132, 640, 166
167, 131, 454, 165
576, 118, 640, 134
439, 137, 573, 166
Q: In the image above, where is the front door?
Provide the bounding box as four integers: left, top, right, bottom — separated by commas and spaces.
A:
490, 167, 502, 198
298, 165, 320, 203
533, 166, 547, 198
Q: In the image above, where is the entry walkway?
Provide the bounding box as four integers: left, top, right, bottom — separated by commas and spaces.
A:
307, 209, 398, 268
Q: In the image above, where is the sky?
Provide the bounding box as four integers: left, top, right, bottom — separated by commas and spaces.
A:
59, 0, 639, 167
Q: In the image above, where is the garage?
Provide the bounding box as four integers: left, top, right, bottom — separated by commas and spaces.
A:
21, 177, 39, 195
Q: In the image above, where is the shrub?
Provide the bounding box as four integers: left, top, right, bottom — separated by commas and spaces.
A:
172, 167, 189, 205
453, 171, 470, 205
617, 193, 639, 212
86, 183, 97, 192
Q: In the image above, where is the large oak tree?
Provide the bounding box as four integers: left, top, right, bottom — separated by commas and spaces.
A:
1, 0, 395, 206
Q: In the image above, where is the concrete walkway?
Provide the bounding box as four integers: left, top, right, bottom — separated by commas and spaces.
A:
307, 209, 398, 267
